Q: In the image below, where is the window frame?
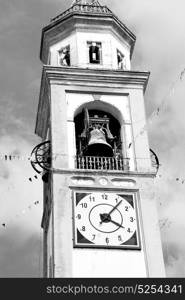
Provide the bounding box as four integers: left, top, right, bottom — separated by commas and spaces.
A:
117, 49, 126, 70
87, 41, 102, 65
58, 45, 71, 66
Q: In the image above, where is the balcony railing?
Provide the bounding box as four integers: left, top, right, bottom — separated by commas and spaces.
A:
76, 155, 129, 171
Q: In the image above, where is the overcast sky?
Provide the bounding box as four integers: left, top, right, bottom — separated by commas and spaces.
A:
0, 0, 185, 277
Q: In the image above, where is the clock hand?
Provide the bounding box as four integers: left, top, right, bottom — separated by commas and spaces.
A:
100, 200, 122, 224
108, 200, 122, 216
109, 219, 125, 229
99, 214, 125, 228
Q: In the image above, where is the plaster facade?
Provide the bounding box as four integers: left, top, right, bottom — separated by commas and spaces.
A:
36, 1, 165, 278
49, 30, 131, 69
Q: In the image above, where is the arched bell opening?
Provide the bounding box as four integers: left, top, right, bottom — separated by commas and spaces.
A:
75, 109, 121, 156
74, 107, 128, 170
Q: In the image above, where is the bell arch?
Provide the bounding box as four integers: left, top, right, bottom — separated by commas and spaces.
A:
73, 101, 129, 170
74, 100, 124, 125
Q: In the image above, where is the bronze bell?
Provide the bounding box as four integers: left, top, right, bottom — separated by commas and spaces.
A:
85, 128, 113, 157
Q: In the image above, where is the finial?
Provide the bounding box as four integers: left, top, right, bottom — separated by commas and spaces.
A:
71, 0, 101, 6
71, 0, 80, 5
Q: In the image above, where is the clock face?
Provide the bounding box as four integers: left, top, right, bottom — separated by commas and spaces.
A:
73, 192, 141, 249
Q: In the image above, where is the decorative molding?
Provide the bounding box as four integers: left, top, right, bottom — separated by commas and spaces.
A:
111, 178, 136, 187
51, 3, 111, 24
71, 176, 95, 185
71, 0, 101, 6
52, 168, 156, 178
43, 65, 150, 91
92, 94, 102, 101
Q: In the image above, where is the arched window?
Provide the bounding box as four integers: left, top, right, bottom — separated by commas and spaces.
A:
88, 42, 102, 64
74, 108, 129, 170
58, 45, 70, 66
117, 49, 126, 70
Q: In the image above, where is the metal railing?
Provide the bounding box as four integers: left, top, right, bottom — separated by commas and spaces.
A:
76, 155, 129, 171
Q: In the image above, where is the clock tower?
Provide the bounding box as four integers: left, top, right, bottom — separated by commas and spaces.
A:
35, 0, 165, 277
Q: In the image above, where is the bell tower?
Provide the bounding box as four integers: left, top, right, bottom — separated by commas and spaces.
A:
35, 0, 165, 277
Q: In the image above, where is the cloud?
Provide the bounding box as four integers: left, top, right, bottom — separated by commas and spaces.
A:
1, 0, 185, 277
0, 166, 10, 180
0, 228, 42, 277
0, 135, 42, 230
164, 244, 185, 277
0, 2, 28, 34
0, 134, 43, 277
0, 0, 44, 278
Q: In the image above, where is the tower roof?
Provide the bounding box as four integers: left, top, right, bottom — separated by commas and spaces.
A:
50, 0, 121, 23
40, 0, 136, 63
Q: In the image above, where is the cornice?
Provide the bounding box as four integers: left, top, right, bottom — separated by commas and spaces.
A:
52, 168, 156, 178
42, 65, 150, 91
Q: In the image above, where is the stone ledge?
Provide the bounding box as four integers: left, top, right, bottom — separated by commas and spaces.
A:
43, 65, 150, 91
52, 168, 156, 178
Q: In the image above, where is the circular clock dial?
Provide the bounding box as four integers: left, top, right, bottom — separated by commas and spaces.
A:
74, 192, 138, 247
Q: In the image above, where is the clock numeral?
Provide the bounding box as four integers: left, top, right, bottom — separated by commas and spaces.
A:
118, 235, 122, 242
92, 234, 96, 241
105, 237, 109, 244
76, 214, 81, 220
125, 206, 129, 211
127, 227, 132, 233
115, 198, 119, 203
102, 194, 108, 200
80, 203, 87, 208
130, 217, 135, 222
81, 226, 86, 231
89, 196, 95, 202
